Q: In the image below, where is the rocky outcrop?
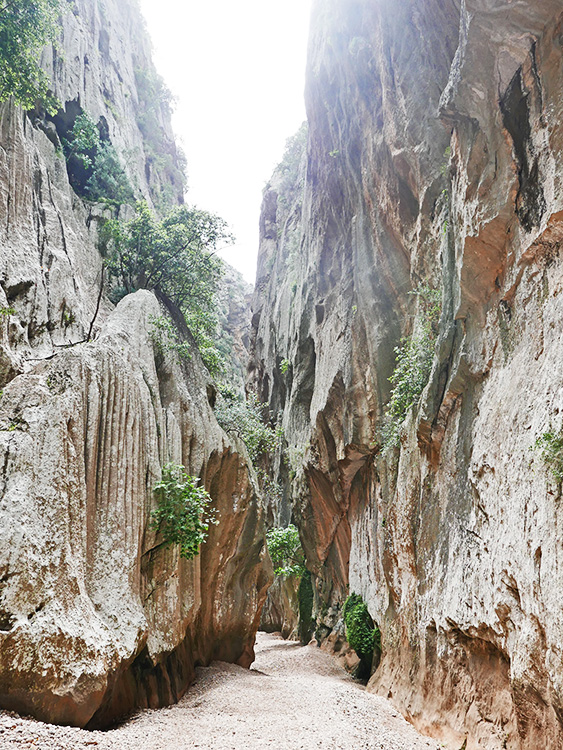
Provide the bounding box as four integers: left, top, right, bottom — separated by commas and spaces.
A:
0, 291, 270, 727
251, 1, 563, 748
0, 0, 270, 729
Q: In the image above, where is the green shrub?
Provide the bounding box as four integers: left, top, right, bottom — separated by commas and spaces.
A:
0, 0, 63, 113
280, 358, 291, 375
266, 524, 305, 578
382, 285, 441, 449
214, 388, 282, 464
533, 431, 563, 483
184, 307, 223, 378
149, 315, 192, 361
85, 142, 135, 205
343, 593, 380, 676
134, 65, 187, 208
150, 463, 216, 560
62, 111, 134, 204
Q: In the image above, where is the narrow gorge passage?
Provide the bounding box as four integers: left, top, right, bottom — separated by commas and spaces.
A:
0, 633, 438, 750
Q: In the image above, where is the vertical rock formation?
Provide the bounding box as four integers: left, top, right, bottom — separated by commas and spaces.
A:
251, 0, 563, 747
0, 0, 270, 729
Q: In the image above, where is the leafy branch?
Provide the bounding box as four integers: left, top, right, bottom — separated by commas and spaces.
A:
266, 524, 306, 578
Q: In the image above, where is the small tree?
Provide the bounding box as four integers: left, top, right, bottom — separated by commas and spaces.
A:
382, 285, 441, 449
105, 201, 230, 374
533, 431, 563, 483
105, 201, 228, 304
0, 0, 63, 113
150, 463, 216, 560
266, 524, 306, 578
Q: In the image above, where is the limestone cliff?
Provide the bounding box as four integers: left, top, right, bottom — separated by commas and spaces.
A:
0, 0, 270, 729
250, 1, 563, 748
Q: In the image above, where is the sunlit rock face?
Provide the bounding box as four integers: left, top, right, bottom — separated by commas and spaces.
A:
251, 0, 563, 747
0, 0, 270, 729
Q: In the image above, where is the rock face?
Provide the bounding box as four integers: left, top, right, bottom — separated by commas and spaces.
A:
0, 0, 270, 729
0, 292, 270, 728
250, 1, 563, 748
214, 264, 253, 393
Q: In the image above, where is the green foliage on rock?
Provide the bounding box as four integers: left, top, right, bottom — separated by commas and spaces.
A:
214, 387, 282, 464
534, 431, 563, 483
150, 463, 216, 560
266, 524, 305, 578
149, 314, 192, 361
105, 201, 229, 375
277, 121, 308, 197
0, 0, 63, 113
62, 112, 134, 204
105, 201, 228, 306
134, 65, 187, 209
343, 593, 380, 675
382, 285, 441, 450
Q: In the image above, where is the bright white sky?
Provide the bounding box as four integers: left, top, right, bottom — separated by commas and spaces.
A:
138, 0, 313, 284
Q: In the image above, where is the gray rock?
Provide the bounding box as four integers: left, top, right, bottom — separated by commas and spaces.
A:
251, 1, 563, 747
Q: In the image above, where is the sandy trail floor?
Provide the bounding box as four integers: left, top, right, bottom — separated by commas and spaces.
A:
0, 632, 439, 750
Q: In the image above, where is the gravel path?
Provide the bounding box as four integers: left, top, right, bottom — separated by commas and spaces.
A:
0, 633, 439, 749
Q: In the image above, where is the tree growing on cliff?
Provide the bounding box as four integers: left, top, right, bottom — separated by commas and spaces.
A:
0, 0, 63, 113
214, 386, 283, 464
342, 593, 381, 679
105, 201, 231, 374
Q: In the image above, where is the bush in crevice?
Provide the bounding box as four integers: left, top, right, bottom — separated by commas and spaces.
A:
343, 593, 381, 679
382, 285, 441, 450
61, 111, 134, 205
298, 569, 314, 644
214, 387, 282, 464
533, 430, 563, 483
150, 463, 217, 560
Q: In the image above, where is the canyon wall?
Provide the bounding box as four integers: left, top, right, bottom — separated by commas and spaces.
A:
250, 1, 563, 748
0, 0, 270, 728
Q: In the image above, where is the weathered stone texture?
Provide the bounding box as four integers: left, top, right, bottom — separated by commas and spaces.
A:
0, 291, 270, 728
0, 0, 270, 729
251, 0, 563, 747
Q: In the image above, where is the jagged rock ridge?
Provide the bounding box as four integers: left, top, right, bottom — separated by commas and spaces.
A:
250, 1, 563, 748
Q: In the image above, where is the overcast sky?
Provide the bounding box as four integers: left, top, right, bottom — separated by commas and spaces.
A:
138, 0, 313, 284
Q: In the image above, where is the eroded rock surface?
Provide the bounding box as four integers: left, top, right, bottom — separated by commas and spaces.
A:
0, 0, 270, 729
251, 1, 563, 747
0, 292, 270, 728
